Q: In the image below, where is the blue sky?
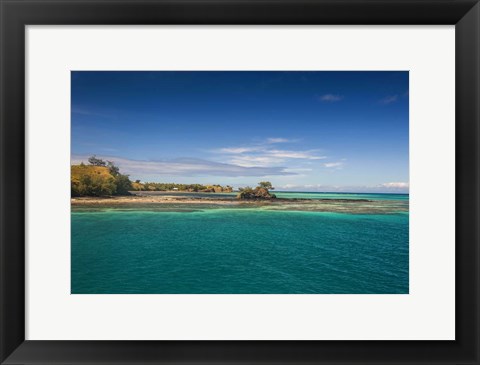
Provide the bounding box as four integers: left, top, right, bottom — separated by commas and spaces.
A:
71, 71, 409, 193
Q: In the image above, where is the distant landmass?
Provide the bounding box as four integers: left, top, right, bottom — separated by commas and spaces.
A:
71, 156, 277, 199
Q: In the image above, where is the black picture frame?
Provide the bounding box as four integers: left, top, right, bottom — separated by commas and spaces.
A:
1, 0, 479, 364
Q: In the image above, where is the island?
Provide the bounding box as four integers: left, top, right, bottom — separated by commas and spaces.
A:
236, 181, 276, 200
70, 156, 407, 215
71, 156, 233, 196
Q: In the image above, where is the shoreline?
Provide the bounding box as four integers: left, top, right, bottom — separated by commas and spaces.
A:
71, 195, 241, 205
70, 194, 408, 214
71, 194, 373, 206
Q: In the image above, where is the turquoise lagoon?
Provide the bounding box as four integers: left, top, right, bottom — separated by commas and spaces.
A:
71, 192, 409, 294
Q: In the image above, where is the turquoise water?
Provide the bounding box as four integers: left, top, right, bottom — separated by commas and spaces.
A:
274, 191, 409, 201
71, 193, 409, 294
135, 191, 409, 201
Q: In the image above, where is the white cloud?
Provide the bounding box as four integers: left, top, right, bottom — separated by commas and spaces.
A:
323, 162, 344, 168
229, 155, 284, 167
267, 149, 325, 160
218, 146, 262, 154
228, 150, 324, 167
266, 137, 291, 144
280, 184, 303, 189
283, 168, 313, 172
319, 94, 343, 102
216, 139, 325, 168
277, 184, 338, 190
380, 182, 409, 189
71, 155, 295, 178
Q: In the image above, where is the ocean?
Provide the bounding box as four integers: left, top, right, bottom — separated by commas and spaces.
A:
71, 192, 409, 294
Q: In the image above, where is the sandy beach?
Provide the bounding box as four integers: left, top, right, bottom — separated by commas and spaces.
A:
71, 193, 376, 205
71, 195, 241, 205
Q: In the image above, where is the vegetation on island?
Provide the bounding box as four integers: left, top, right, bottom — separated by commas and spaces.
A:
71, 156, 132, 197
71, 156, 274, 199
131, 181, 233, 193
71, 155, 234, 197
237, 181, 276, 200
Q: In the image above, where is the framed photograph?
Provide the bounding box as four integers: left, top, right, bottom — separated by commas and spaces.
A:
69, 70, 410, 295
1, 0, 478, 364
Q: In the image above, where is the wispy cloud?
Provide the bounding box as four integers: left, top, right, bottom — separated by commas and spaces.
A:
319, 94, 343, 102
229, 155, 284, 167
379, 182, 409, 189
71, 155, 295, 178
71, 107, 114, 119
283, 168, 313, 172
379, 95, 398, 105
218, 146, 263, 154
217, 137, 297, 154
266, 137, 293, 144
323, 162, 344, 168
268, 149, 325, 160
214, 138, 325, 168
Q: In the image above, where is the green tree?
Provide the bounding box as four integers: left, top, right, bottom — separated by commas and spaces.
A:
107, 160, 120, 176
72, 159, 133, 197
71, 165, 116, 196
114, 174, 133, 195
258, 181, 274, 190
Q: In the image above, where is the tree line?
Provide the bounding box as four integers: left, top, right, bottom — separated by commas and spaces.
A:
71, 156, 132, 197
71, 156, 235, 196
131, 181, 233, 193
